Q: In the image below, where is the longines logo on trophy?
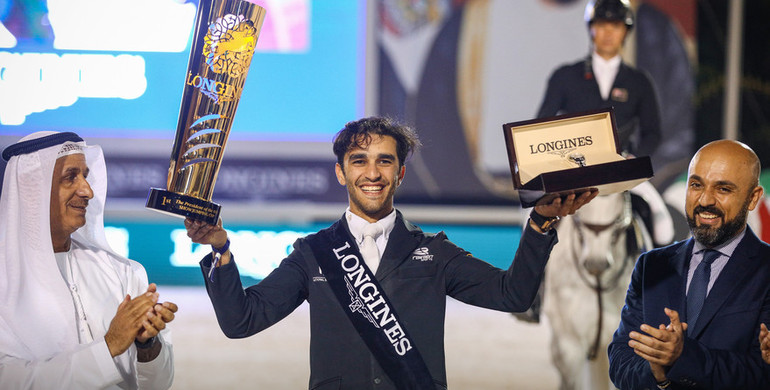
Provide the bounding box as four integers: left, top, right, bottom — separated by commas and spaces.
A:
146, 0, 266, 224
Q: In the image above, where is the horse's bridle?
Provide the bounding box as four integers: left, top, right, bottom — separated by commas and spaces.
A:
570, 192, 635, 291
568, 192, 643, 360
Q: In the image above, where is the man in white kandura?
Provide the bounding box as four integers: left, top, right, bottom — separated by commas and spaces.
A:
0, 131, 176, 389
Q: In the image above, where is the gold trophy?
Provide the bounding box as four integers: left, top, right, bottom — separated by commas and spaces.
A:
146, 0, 266, 224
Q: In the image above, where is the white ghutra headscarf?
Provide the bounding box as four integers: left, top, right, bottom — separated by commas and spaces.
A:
0, 131, 131, 360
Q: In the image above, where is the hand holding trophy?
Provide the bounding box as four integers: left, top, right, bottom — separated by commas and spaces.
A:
147, 0, 266, 223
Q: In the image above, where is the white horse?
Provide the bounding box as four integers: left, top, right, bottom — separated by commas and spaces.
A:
542, 192, 653, 390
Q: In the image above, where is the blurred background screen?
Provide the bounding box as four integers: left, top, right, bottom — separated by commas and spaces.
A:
0, 0, 366, 143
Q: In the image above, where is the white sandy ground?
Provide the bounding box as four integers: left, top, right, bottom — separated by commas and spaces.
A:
162, 286, 561, 390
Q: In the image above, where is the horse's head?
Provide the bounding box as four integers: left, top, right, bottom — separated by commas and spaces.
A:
543, 191, 650, 372
570, 192, 635, 285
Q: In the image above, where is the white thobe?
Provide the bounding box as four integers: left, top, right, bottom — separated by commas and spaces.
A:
0, 240, 174, 389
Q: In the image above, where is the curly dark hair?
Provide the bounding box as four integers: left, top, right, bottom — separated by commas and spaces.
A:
332, 117, 421, 169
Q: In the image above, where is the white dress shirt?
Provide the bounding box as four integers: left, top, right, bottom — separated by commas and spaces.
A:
686, 228, 746, 296
592, 51, 622, 100
346, 208, 397, 263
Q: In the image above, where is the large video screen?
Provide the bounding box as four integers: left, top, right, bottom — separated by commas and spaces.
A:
0, 0, 367, 143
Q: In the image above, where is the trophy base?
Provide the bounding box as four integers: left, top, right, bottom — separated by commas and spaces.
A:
145, 188, 221, 224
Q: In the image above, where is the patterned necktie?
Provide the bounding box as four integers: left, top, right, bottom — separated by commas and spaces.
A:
360, 223, 382, 274
686, 249, 721, 330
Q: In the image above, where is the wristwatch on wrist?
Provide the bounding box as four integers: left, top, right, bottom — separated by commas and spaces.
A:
134, 336, 156, 349
530, 209, 560, 232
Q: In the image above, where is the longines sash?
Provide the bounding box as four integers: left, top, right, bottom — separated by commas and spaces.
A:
306, 224, 435, 389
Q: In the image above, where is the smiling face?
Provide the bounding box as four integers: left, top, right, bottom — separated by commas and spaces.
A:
591, 19, 627, 59
335, 134, 405, 223
50, 153, 94, 252
685, 141, 763, 248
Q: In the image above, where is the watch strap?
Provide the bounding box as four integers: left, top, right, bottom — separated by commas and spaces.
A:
134, 336, 156, 349
530, 209, 559, 232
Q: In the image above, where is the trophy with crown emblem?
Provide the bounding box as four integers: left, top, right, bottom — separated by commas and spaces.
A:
146, 0, 266, 224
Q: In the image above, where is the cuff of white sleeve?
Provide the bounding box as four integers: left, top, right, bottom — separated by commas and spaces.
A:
91, 338, 123, 386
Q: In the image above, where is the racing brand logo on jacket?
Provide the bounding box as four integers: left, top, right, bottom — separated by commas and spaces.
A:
411, 247, 434, 262
313, 266, 327, 282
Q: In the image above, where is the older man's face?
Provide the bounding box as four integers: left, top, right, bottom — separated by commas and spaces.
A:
50, 154, 94, 244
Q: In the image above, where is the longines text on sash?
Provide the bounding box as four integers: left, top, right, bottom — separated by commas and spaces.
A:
333, 242, 413, 356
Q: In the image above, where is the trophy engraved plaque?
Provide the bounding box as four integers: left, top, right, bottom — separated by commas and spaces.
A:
146, 0, 266, 223
502, 108, 653, 207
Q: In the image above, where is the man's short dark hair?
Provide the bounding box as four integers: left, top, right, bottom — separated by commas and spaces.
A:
333, 117, 421, 169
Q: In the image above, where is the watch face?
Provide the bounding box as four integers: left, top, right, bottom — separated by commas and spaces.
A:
541, 219, 557, 232
540, 213, 560, 231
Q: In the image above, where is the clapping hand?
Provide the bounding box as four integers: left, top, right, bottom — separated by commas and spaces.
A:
136, 283, 178, 343
104, 289, 159, 357
760, 323, 770, 364
628, 308, 686, 382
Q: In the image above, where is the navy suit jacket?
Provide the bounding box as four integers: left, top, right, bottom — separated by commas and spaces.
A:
608, 227, 770, 389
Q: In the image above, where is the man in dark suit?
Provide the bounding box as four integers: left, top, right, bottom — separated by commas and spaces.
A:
184, 116, 596, 389
608, 139, 770, 389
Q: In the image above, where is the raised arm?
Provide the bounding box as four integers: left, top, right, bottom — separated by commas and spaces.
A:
446, 190, 598, 311
186, 218, 309, 339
